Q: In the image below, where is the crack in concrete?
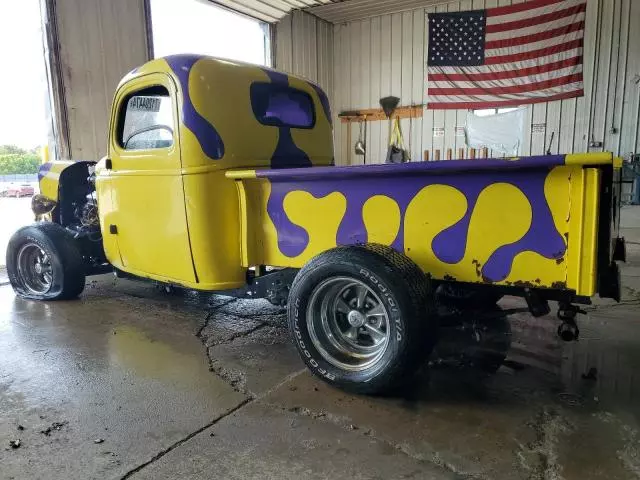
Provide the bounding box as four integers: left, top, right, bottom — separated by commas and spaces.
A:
119, 397, 252, 479
261, 399, 480, 479
585, 300, 640, 311
203, 322, 273, 397
120, 312, 301, 478
195, 299, 239, 338
517, 406, 572, 480
216, 322, 270, 346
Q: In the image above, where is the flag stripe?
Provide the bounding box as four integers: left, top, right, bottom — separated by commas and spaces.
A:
429, 49, 582, 75
427, 90, 584, 109
485, 21, 584, 49
429, 81, 583, 101
430, 83, 583, 102
485, 3, 586, 34
487, 0, 584, 24
484, 39, 583, 65
430, 65, 582, 89
426, 1, 585, 109
485, 30, 583, 58
486, 12, 585, 42
487, 0, 566, 18
429, 73, 583, 95
427, 56, 582, 81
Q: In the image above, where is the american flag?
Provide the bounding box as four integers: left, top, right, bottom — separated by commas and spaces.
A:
427, 0, 586, 109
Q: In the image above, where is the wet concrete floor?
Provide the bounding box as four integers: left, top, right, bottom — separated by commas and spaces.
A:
1, 206, 640, 479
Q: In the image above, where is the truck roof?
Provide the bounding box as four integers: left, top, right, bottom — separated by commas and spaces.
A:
116, 54, 334, 170
119, 54, 326, 96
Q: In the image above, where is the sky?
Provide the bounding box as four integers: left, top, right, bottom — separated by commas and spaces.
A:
0, 0, 267, 151
0, 0, 49, 150
150, 0, 268, 65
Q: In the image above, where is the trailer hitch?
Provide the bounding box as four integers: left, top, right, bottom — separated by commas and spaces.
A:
556, 302, 586, 342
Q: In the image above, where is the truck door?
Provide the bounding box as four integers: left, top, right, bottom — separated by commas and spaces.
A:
106, 73, 196, 284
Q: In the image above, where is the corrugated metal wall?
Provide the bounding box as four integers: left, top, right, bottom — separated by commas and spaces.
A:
50, 0, 149, 160
275, 11, 334, 116
331, 0, 640, 165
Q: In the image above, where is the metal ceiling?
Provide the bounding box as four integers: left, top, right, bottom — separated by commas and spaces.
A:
209, 0, 455, 24
208, 0, 344, 23
306, 0, 453, 23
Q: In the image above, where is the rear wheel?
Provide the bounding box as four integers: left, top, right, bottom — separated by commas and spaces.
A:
6, 223, 85, 300
288, 245, 436, 394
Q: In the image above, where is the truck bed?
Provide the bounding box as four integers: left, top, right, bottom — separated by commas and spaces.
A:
227, 153, 622, 298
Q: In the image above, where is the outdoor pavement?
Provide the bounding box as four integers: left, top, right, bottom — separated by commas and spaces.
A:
0, 196, 34, 274
0, 206, 639, 480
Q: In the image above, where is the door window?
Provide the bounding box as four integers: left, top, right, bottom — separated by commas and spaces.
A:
119, 86, 174, 150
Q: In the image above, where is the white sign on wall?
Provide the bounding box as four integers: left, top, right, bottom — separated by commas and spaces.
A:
432, 127, 445, 137
532, 123, 546, 135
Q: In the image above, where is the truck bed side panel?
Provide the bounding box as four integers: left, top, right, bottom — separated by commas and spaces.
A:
232, 155, 610, 297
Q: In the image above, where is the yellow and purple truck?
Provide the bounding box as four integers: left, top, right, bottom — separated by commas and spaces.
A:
6, 55, 626, 393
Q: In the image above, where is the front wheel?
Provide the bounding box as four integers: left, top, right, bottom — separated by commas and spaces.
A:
6, 223, 86, 300
288, 245, 436, 394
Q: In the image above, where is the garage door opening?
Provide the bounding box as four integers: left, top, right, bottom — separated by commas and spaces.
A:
0, 0, 49, 269
150, 0, 270, 66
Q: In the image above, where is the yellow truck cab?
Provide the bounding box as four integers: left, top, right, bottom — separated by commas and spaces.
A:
6, 55, 627, 394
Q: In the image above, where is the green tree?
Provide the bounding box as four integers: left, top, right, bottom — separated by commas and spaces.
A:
0, 153, 41, 175
0, 144, 27, 155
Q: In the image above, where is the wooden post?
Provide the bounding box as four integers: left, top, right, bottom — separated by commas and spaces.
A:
458, 148, 464, 159
346, 120, 352, 165
482, 147, 489, 158
423, 150, 430, 161
435, 149, 441, 161
470, 148, 476, 159
446, 148, 452, 160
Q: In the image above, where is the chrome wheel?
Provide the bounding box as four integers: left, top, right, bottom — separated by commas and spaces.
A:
16, 243, 53, 295
307, 277, 390, 371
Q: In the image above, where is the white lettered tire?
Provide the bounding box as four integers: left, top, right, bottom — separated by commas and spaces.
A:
288, 245, 436, 394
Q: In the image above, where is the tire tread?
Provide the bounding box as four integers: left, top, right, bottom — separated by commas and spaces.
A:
6, 223, 85, 300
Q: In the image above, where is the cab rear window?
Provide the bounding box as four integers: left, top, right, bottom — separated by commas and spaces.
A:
250, 83, 315, 129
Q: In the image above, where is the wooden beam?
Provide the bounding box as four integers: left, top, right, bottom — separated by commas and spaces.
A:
339, 105, 424, 123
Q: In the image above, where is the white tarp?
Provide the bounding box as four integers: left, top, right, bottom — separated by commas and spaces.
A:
465, 108, 526, 156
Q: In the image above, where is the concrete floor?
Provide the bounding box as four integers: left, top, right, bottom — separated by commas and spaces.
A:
0, 196, 36, 267
1, 206, 640, 480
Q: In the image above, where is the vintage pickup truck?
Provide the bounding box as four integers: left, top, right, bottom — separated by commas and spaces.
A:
6, 55, 626, 393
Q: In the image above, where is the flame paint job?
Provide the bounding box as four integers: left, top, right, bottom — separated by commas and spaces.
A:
37, 161, 74, 201
117, 55, 332, 171
259, 68, 311, 169
165, 55, 225, 160
230, 153, 619, 295
262, 168, 565, 283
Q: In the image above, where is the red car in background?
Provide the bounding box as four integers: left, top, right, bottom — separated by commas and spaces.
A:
1, 183, 35, 198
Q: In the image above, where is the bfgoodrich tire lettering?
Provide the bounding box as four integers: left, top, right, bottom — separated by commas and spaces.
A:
288, 245, 436, 394
6, 223, 86, 300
